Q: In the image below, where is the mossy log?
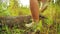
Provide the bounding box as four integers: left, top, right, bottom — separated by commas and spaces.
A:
0, 15, 47, 29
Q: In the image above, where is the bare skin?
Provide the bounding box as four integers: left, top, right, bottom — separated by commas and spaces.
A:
25, 0, 39, 27
25, 0, 50, 27
30, 0, 49, 23
30, 0, 40, 23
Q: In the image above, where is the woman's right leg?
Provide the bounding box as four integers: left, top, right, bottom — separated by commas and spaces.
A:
30, 0, 40, 23
25, 0, 40, 27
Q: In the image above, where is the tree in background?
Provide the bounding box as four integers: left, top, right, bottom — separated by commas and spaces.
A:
8, 0, 20, 16
0, 0, 10, 16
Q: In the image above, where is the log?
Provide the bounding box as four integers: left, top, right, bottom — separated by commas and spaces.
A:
0, 15, 47, 29
0, 15, 32, 29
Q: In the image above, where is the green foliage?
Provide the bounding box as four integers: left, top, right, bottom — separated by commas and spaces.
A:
1, 0, 60, 34
7, 0, 30, 16
19, 7, 31, 15
0, 0, 30, 16
0, 0, 10, 16
56, 0, 60, 6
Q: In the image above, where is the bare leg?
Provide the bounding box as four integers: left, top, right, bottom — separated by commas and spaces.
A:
25, 0, 40, 27
30, 0, 39, 23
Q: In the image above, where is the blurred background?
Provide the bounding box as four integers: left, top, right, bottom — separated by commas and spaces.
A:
0, 0, 60, 34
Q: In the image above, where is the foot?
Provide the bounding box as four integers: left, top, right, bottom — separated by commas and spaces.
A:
25, 22, 34, 27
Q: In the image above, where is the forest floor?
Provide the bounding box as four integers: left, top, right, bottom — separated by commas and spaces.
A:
0, 16, 59, 34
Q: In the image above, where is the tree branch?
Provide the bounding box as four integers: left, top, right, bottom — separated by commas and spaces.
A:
40, 4, 48, 13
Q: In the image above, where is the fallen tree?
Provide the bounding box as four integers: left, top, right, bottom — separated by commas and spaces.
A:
0, 15, 47, 29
